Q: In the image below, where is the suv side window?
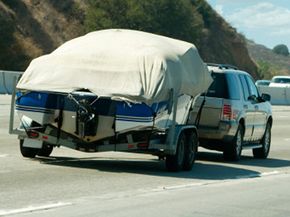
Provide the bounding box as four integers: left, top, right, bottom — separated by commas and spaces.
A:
226, 73, 240, 100
245, 75, 259, 98
239, 75, 250, 100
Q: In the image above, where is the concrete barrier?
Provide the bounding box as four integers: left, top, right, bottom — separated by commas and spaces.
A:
0, 70, 23, 94
258, 86, 290, 105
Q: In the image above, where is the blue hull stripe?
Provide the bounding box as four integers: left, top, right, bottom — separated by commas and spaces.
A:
16, 105, 54, 114
16, 91, 169, 120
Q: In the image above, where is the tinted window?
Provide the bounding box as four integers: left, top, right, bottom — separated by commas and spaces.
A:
245, 75, 259, 97
256, 80, 270, 86
239, 75, 250, 100
205, 73, 229, 98
226, 73, 240, 100
272, 78, 290, 83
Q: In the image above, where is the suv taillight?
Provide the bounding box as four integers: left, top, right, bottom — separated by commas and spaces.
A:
222, 104, 233, 120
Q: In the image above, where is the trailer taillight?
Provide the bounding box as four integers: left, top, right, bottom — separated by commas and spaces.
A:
137, 143, 149, 148
27, 131, 39, 138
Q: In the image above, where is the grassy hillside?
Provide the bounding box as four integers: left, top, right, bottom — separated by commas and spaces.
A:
0, 0, 258, 78
247, 40, 290, 79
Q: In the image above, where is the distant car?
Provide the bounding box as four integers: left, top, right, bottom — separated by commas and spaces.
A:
189, 64, 273, 161
269, 75, 290, 87
255, 79, 270, 86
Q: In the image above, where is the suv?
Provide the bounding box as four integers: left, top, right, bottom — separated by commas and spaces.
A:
189, 64, 273, 161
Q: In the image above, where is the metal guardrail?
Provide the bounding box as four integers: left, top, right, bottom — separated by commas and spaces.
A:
0, 70, 23, 94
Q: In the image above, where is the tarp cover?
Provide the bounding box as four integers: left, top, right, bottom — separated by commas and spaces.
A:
17, 29, 212, 104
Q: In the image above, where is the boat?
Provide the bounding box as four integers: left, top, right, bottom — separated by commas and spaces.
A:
10, 29, 212, 171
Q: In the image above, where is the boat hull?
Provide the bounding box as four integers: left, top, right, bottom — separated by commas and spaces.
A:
16, 91, 191, 142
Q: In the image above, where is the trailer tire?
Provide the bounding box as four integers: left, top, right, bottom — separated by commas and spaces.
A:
183, 131, 198, 171
166, 132, 186, 172
19, 139, 38, 158
38, 143, 53, 157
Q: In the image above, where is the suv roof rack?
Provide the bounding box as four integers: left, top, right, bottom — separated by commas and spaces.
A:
207, 63, 238, 70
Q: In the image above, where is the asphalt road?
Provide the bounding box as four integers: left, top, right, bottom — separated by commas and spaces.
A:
1, 95, 290, 217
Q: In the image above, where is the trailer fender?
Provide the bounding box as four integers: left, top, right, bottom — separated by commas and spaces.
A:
165, 125, 198, 155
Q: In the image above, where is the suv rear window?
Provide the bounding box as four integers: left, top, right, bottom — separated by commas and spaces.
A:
205, 72, 240, 100
206, 73, 228, 98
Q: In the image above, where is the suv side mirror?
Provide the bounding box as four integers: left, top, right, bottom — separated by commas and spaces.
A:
261, 93, 271, 102
248, 95, 257, 101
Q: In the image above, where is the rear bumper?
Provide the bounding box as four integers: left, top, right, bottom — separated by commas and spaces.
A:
198, 120, 238, 143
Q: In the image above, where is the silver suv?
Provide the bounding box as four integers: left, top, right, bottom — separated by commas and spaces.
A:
189, 64, 273, 161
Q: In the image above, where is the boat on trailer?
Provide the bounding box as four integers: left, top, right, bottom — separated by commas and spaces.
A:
10, 29, 212, 171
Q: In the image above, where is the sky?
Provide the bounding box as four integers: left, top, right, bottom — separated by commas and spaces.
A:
206, 0, 290, 49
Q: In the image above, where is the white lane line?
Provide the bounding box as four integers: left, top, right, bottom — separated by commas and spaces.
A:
277, 115, 289, 118
0, 202, 72, 216
285, 138, 290, 141
236, 171, 282, 179
165, 171, 284, 191
260, 171, 281, 177
0, 154, 8, 158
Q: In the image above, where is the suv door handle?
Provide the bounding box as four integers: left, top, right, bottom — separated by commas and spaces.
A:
243, 105, 248, 109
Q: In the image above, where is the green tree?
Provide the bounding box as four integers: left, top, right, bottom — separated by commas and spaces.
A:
273, 44, 289, 56
84, 0, 204, 43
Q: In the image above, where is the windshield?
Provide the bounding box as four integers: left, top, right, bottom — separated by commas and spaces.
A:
272, 77, 290, 84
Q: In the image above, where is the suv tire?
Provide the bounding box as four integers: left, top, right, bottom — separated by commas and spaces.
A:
223, 124, 244, 161
253, 122, 271, 159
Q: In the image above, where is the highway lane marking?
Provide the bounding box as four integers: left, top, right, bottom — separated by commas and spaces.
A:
277, 115, 289, 118
0, 154, 8, 158
285, 138, 290, 141
79, 170, 290, 204
0, 202, 72, 216
259, 171, 281, 176
164, 171, 284, 191
235, 171, 281, 179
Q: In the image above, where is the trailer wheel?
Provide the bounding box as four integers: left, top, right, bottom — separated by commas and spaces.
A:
183, 131, 198, 171
166, 132, 186, 172
19, 139, 38, 158
38, 143, 53, 157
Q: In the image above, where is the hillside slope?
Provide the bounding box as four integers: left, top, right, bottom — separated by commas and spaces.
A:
0, 0, 258, 78
247, 40, 290, 79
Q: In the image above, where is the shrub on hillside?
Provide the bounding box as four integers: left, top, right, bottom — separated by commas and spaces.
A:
84, 0, 204, 43
273, 44, 289, 56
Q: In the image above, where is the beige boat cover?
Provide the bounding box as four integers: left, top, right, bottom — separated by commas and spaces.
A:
17, 29, 212, 104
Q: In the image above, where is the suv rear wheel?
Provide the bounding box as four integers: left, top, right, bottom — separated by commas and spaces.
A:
223, 124, 244, 161
253, 122, 271, 159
